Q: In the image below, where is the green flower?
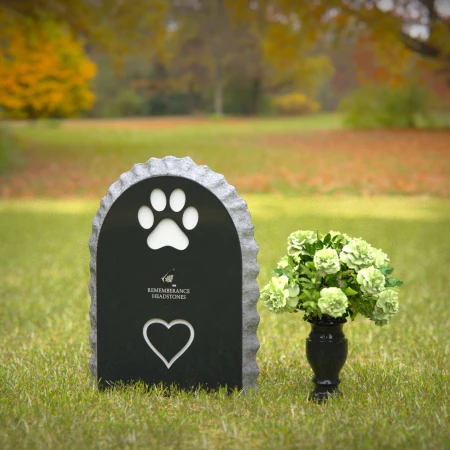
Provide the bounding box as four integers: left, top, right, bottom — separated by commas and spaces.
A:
328, 230, 349, 244
277, 255, 299, 283
287, 230, 318, 261
339, 238, 374, 271
372, 290, 399, 326
318, 287, 348, 318
356, 266, 385, 296
261, 275, 300, 313
372, 248, 390, 268
277, 255, 291, 269
313, 248, 340, 276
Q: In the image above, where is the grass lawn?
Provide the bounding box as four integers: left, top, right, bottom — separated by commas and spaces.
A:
1, 195, 449, 449
2, 114, 450, 198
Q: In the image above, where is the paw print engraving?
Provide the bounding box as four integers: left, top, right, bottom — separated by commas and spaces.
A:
138, 188, 199, 250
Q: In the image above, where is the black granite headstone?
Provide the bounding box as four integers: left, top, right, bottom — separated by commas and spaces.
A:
89, 157, 259, 391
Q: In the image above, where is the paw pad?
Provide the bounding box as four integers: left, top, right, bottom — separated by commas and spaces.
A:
138, 189, 198, 250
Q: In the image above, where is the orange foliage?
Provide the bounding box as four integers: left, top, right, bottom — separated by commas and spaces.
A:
353, 33, 416, 88
0, 15, 96, 118
353, 31, 450, 105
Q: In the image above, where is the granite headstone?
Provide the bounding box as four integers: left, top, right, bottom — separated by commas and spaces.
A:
89, 157, 259, 391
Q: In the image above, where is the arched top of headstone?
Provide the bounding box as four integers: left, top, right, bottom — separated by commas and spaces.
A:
89, 156, 260, 391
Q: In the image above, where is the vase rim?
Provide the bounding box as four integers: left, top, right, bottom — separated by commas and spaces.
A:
307, 316, 347, 326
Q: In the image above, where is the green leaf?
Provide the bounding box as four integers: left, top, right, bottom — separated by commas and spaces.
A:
271, 268, 283, 276
324, 274, 339, 288
323, 233, 331, 245
385, 277, 403, 287
302, 301, 316, 307
379, 265, 394, 276
304, 243, 315, 255
344, 287, 358, 296
341, 270, 354, 278
300, 264, 314, 278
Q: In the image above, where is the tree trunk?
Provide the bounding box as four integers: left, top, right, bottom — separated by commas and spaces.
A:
249, 77, 261, 115
188, 79, 196, 114
212, 0, 224, 115
213, 64, 223, 115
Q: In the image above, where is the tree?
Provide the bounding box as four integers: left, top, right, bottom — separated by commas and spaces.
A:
318, 0, 450, 84
163, 0, 333, 115
0, 0, 168, 55
226, 0, 333, 113
0, 17, 96, 118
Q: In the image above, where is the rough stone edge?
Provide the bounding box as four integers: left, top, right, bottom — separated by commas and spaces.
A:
89, 156, 260, 391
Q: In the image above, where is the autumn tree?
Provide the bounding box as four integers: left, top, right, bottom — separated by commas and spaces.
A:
315, 0, 450, 84
0, 0, 169, 118
160, 0, 333, 115
0, 16, 96, 118
0, 0, 168, 55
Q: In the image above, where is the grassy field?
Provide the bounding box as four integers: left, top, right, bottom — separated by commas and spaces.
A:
1, 115, 449, 449
1, 114, 450, 198
1, 196, 449, 449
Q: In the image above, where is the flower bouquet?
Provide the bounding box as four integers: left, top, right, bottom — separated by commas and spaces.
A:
261, 230, 403, 401
261, 230, 402, 325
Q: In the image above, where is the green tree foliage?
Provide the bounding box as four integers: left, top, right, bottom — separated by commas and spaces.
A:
339, 84, 440, 128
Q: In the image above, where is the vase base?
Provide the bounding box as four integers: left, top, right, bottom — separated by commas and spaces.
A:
306, 319, 348, 404
308, 386, 341, 403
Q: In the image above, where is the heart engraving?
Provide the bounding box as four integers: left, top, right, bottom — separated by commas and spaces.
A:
143, 319, 195, 369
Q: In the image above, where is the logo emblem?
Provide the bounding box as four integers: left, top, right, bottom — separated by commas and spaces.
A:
161, 268, 175, 285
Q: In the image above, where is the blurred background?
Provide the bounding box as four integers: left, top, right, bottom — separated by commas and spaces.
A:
0, 0, 449, 198
1, 0, 450, 120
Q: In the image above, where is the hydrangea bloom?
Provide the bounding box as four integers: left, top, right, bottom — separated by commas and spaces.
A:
372, 248, 390, 268
356, 266, 385, 296
261, 275, 300, 313
313, 248, 340, 276
372, 290, 399, 326
328, 230, 349, 243
287, 230, 317, 261
339, 238, 374, 271
318, 287, 348, 318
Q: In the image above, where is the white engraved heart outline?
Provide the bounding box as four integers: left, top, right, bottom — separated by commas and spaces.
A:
143, 319, 195, 369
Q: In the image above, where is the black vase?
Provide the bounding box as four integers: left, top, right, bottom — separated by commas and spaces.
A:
306, 316, 348, 402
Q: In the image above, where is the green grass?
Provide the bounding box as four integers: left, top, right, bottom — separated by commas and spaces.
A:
6, 113, 342, 175
0, 127, 23, 174
1, 196, 449, 449
8, 113, 342, 151
6, 113, 450, 199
